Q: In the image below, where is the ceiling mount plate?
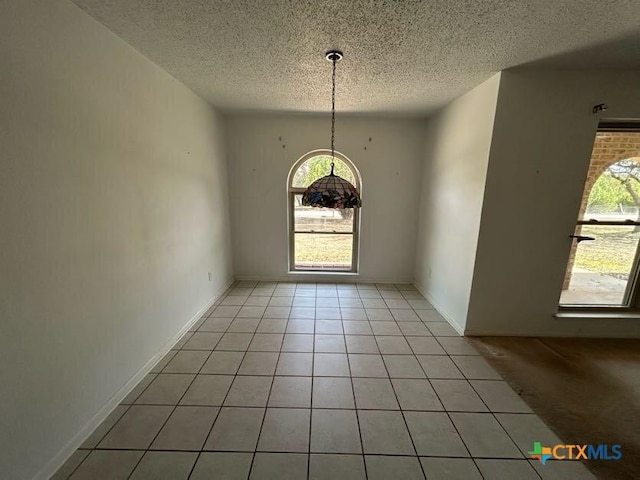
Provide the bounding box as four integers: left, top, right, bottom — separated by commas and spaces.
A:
325, 50, 343, 62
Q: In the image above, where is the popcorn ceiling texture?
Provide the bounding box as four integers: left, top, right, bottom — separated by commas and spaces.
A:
72, 0, 640, 114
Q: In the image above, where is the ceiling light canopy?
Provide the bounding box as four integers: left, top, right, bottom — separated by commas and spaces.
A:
302, 50, 362, 209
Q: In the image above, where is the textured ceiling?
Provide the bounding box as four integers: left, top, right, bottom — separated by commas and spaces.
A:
72, 0, 640, 114
522, 30, 640, 69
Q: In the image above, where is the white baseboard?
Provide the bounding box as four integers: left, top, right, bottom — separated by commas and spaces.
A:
235, 274, 414, 285
413, 282, 466, 336
34, 277, 234, 480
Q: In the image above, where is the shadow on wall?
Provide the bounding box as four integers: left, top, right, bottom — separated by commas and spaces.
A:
414, 117, 441, 295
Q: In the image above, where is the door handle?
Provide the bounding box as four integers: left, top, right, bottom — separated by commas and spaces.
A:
569, 235, 595, 243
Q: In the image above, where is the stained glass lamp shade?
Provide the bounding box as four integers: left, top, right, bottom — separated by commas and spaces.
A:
302, 164, 362, 208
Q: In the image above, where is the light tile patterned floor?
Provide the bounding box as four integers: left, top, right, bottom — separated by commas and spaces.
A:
52, 282, 597, 480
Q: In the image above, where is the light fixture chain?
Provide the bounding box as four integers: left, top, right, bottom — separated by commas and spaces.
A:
330, 55, 336, 174
301, 50, 361, 210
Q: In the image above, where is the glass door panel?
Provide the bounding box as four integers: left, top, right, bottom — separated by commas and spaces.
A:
560, 224, 640, 305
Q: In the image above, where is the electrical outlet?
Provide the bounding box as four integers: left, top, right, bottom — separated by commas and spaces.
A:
208, 272, 212, 281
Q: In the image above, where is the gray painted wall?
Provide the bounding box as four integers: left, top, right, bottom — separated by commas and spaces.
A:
0, 1, 233, 478
227, 114, 425, 283
414, 75, 501, 332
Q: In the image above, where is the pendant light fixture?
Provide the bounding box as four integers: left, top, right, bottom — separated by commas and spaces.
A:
302, 50, 362, 209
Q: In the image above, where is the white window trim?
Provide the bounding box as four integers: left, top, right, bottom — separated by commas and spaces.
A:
287, 149, 362, 273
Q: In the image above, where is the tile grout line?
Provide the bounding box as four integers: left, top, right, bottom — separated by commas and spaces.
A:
431, 328, 543, 478
217, 283, 265, 480
377, 296, 429, 480
186, 282, 252, 479
68, 281, 243, 480
402, 289, 493, 479
122, 291, 240, 480
80, 447, 552, 459
306, 296, 318, 480
414, 329, 494, 480
344, 326, 369, 480
295, 283, 317, 479
122, 369, 203, 475
245, 286, 287, 480
359, 285, 407, 476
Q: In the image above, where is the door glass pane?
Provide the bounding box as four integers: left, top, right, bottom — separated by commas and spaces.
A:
293, 194, 354, 233
560, 225, 640, 305
294, 233, 353, 271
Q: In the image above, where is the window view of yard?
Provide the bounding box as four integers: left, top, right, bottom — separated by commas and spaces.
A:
573, 225, 638, 278
564, 224, 639, 305
295, 233, 353, 270
561, 147, 640, 305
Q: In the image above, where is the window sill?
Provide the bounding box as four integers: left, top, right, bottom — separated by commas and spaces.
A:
555, 311, 640, 320
288, 271, 359, 276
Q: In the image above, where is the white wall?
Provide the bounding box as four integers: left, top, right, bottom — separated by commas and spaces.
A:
227, 115, 425, 283
0, 1, 233, 478
467, 69, 640, 337
414, 75, 501, 332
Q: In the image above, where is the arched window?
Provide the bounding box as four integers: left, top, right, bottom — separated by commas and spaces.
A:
287, 150, 361, 272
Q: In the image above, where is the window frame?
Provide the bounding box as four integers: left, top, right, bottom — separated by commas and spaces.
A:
559, 122, 640, 311
287, 149, 362, 273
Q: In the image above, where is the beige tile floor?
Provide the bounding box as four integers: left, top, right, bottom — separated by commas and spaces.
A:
52, 282, 597, 480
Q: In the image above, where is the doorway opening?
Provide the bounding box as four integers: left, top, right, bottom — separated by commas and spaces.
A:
560, 125, 640, 307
